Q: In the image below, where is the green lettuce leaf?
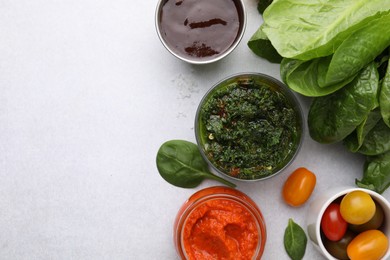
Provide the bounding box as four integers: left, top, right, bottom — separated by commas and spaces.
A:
308, 63, 379, 143
344, 109, 382, 152
323, 11, 390, 86
357, 119, 390, 156
280, 11, 390, 96
281, 57, 356, 97
257, 0, 273, 14
261, 0, 390, 60
248, 25, 283, 63
356, 151, 390, 194
380, 59, 390, 127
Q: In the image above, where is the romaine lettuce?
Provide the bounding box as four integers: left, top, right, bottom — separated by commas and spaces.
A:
261, 0, 390, 60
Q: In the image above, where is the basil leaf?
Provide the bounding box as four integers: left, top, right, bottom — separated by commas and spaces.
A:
308, 63, 379, 143
156, 140, 236, 188
356, 151, 390, 194
284, 219, 307, 260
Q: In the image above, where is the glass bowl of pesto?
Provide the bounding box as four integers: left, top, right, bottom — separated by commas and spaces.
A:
195, 73, 304, 181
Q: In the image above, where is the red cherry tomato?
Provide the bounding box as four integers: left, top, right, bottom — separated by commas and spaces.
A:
321, 203, 348, 241
282, 167, 316, 207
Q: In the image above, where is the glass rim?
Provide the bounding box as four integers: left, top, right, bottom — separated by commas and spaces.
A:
174, 186, 266, 259
154, 0, 247, 65
194, 72, 305, 181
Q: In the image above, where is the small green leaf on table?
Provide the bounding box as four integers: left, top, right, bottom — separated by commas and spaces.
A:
156, 140, 236, 188
284, 218, 307, 260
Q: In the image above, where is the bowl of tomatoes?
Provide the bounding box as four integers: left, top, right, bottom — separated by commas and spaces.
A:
306, 187, 390, 260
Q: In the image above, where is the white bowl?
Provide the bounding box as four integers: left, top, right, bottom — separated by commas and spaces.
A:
306, 186, 390, 260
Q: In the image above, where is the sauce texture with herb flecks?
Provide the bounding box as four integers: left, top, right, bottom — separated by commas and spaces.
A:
199, 79, 300, 179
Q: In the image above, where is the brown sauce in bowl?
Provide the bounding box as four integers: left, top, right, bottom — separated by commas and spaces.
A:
159, 0, 243, 61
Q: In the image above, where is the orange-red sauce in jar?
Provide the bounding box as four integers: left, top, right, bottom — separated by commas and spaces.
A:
174, 187, 266, 260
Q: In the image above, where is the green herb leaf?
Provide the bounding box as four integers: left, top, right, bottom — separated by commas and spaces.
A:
280, 57, 356, 97
323, 11, 390, 87
260, 1, 390, 60
380, 57, 390, 128
248, 25, 282, 63
344, 109, 382, 152
156, 140, 236, 188
257, 0, 273, 14
284, 219, 307, 260
308, 62, 379, 143
357, 119, 390, 156
356, 151, 390, 194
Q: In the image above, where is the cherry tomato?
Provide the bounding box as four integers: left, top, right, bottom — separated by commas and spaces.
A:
282, 167, 316, 207
349, 201, 384, 233
347, 230, 389, 260
323, 230, 355, 260
340, 190, 376, 225
321, 203, 348, 241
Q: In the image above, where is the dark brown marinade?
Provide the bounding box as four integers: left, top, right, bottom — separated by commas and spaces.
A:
160, 0, 242, 59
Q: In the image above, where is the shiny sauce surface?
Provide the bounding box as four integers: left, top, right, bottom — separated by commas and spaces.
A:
160, 0, 241, 60
182, 198, 259, 259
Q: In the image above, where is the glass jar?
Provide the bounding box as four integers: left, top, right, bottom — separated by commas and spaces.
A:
194, 73, 303, 181
174, 186, 266, 259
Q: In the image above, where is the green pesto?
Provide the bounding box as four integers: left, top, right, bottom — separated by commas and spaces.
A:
199, 79, 300, 179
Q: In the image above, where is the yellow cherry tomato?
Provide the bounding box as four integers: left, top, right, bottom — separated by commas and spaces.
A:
349, 201, 384, 233
282, 167, 316, 207
347, 230, 389, 260
340, 190, 376, 225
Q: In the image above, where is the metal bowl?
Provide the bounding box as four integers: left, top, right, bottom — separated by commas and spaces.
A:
155, 0, 246, 65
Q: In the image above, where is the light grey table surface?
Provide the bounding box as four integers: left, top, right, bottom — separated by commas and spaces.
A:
1, 0, 389, 259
